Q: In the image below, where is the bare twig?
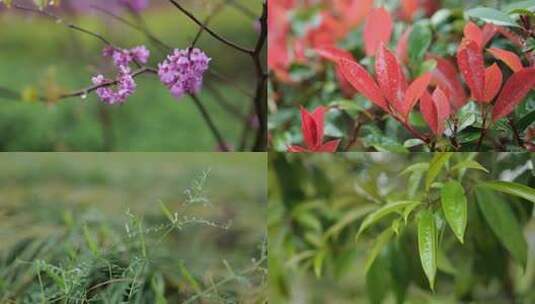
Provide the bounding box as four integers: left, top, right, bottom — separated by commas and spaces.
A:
251, 1, 268, 151
189, 94, 229, 151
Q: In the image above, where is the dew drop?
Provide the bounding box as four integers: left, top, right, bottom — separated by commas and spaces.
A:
81, 92, 88, 100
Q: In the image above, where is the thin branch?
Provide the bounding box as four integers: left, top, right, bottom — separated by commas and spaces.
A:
251, 1, 268, 151
14, 4, 112, 46
508, 117, 524, 147
166, 0, 253, 54
189, 94, 229, 151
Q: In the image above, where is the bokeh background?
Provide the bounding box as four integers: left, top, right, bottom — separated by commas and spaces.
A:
269, 153, 535, 303
0, 153, 267, 302
0, 0, 264, 151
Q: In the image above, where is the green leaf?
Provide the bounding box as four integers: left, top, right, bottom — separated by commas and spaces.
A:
425, 153, 453, 190
400, 162, 429, 176
324, 205, 376, 239
179, 261, 202, 293
451, 160, 489, 173
404, 138, 425, 148
314, 249, 327, 278
517, 110, 535, 131
479, 181, 535, 204
356, 201, 420, 241
418, 210, 437, 291
364, 228, 394, 274
476, 188, 528, 268
83, 224, 100, 256
408, 22, 432, 67
503, 0, 535, 13
465, 7, 520, 27
441, 181, 468, 243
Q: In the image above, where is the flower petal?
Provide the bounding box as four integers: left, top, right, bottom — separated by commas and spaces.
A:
457, 39, 486, 102
376, 44, 408, 117
482, 63, 503, 103
492, 68, 535, 122
363, 7, 393, 57
487, 47, 523, 72
337, 58, 388, 112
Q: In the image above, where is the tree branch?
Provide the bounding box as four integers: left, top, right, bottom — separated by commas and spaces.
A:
189, 94, 229, 151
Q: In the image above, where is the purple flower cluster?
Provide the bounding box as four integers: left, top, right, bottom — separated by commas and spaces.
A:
93, 45, 149, 104
92, 66, 136, 105
103, 45, 150, 67
158, 48, 211, 100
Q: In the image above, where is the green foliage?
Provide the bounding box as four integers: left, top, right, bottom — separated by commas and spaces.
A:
269, 153, 534, 303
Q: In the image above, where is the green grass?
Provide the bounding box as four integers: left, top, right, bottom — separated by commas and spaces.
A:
0, 153, 267, 303
0, 1, 264, 151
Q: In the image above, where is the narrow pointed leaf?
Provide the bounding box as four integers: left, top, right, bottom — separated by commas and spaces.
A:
421, 89, 450, 135
481, 23, 498, 47
337, 58, 389, 112
356, 200, 420, 241
482, 63, 503, 102
418, 210, 437, 291
376, 44, 408, 116
441, 181, 467, 243
300, 106, 322, 148
492, 68, 535, 121
451, 160, 489, 173
430, 56, 467, 110
315, 45, 354, 62
476, 188, 528, 269
425, 152, 453, 190
402, 73, 432, 119
487, 48, 523, 72
363, 7, 393, 57
318, 139, 341, 152
457, 39, 486, 102
396, 26, 412, 64
364, 227, 394, 274
479, 181, 535, 204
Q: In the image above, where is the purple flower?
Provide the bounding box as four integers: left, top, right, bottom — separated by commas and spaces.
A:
92, 66, 136, 104
158, 48, 211, 100
103, 45, 150, 67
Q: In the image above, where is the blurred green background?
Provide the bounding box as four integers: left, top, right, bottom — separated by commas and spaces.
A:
0, 0, 263, 151
0, 152, 267, 302
268, 153, 535, 303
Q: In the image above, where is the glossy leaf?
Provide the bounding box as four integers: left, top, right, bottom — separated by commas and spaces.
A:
482, 63, 503, 102
479, 181, 535, 204
492, 68, 535, 121
418, 210, 437, 291
430, 56, 467, 110
463, 21, 483, 49
465, 7, 520, 28
421, 89, 450, 135
457, 39, 486, 102
481, 23, 498, 47
402, 73, 432, 119
337, 58, 389, 112
476, 188, 528, 268
364, 227, 394, 274
356, 200, 420, 241
487, 48, 523, 72
408, 22, 432, 65
315, 45, 354, 62
363, 7, 393, 57
301, 106, 324, 148
376, 44, 408, 117
441, 181, 467, 243
451, 160, 489, 173
425, 152, 453, 190
396, 26, 412, 64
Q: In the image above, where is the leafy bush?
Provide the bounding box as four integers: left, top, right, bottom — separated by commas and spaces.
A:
269, 152, 534, 303
268, 0, 535, 151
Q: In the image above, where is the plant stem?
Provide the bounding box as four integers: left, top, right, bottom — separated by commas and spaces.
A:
477, 105, 489, 151
508, 117, 524, 147
190, 94, 229, 151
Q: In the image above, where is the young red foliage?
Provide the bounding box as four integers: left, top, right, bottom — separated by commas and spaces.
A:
363, 7, 393, 57
334, 0, 373, 30
429, 56, 467, 110
482, 63, 503, 103
420, 88, 451, 135
464, 21, 483, 49
492, 68, 535, 122
376, 44, 408, 115
315, 45, 357, 97
288, 106, 341, 152
337, 58, 388, 112
396, 26, 412, 64
487, 48, 523, 72
402, 73, 433, 119
457, 39, 486, 102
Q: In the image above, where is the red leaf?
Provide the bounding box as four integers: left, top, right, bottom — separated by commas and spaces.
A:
421, 88, 450, 135
376, 44, 408, 117
337, 58, 389, 112
464, 21, 483, 49
429, 55, 467, 110
492, 68, 535, 122
300, 106, 324, 148
487, 47, 523, 72
402, 72, 432, 119
335, 0, 373, 29
315, 45, 354, 62
457, 39, 486, 102
318, 139, 341, 152
363, 7, 393, 57
396, 26, 412, 64
496, 26, 525, 48
288, 145, 307, 152
400, 0, 419, 21
482, 63, 503, 103
481, 23, 498, 47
